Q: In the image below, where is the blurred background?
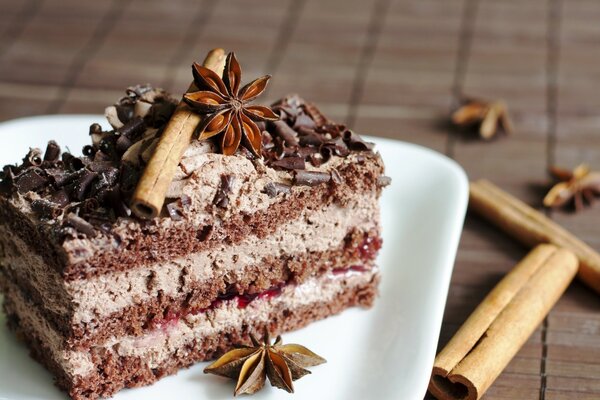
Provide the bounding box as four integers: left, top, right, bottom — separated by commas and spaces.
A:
1, 0, 599, 399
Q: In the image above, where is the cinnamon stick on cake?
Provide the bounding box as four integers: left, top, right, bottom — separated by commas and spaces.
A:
0, 50, 388, 399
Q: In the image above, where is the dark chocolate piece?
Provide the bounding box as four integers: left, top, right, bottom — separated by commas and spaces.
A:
213, 174, 235, 209
293, 170, 331, 186
270, 120, 299, 146
43, 141, 61, 163
271, 156, 305, 170
65, 213, 97, 237
14, 168, 48, 194
263, 182, 292, 197
343, 130, 375, 151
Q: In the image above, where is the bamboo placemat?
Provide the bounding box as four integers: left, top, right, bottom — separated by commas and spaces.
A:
1, 0, 599, 398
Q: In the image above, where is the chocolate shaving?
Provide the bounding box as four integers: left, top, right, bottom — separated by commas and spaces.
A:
89, 123, 103, 135
297, 127, 323, 146
49, 189, 70, 207
23, 148, 43, 167
271, 120, 299, 146
213, 174, 235, 209
65, 170, 98, 201
43, 141, 61, 163
331, 169, 343, 184
303, 102, 328, 127
322, 136, 350, 158
145, 101, 177, 128
116, 135, 133, 154
65, 213, 97, 237
293, 170, 331, 186
293, 113, 316, 130
118, 116, 145, 140
271, 156, 305, 170
343, 130, 375, 151
263, 182, 292, 197
14, 168, 48, 193
115, 103, 134, 125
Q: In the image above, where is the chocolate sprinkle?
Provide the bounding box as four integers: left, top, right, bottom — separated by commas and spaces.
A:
293, 170, 331, 187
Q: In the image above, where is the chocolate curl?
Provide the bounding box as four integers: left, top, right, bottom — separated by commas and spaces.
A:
271, 120, 299, 146
297, 127, 323, 146
65, 213, 97, 237
303, 102, 328, 127
65, 169, 98, 201
293, 170, 331, 186
43, 141, 61, 162
271, 156, 305, 170
49, 189, 70, 207
263, 182, 291, 197
14, 168, 48, 193
293, 113, 316, 130
118, 116, 145, 140
23, 148, 43, 167
343, 130, 375, 151
131, 48, 227, 219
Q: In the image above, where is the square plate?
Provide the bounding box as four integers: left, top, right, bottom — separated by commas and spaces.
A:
0, 115, 468, 400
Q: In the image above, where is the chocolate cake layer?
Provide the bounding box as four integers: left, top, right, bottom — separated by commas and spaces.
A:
1, 187, 380, 344
1, 228, 379, 350
1, 151, 384, 281
3, 266, 379, 400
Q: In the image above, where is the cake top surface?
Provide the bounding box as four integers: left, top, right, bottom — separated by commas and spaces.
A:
0, 85, 379, 245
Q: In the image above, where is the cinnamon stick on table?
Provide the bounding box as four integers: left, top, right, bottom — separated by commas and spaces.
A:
130, 48, 227, 219
429, 244, 578, 400
470, 179, 600, 294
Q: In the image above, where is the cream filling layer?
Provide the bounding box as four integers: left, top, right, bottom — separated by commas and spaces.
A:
4, 267, 377, 378
1, 193, 379, 325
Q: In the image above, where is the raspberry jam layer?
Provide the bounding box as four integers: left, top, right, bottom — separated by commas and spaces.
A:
151, 265, 374, 330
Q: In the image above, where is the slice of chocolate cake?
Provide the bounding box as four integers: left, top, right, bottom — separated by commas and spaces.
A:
0, 54, 387, 399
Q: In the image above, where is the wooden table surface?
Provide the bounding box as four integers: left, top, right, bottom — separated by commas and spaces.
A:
1, 0, 599, 399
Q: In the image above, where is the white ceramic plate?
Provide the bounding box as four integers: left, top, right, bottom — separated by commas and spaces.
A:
0, 115, 468, 400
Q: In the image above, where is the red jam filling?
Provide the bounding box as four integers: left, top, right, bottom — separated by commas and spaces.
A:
151, 261, 373, 330
357, 235, 382, 260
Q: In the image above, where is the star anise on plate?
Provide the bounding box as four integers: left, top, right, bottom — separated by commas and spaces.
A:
543, 164, 600, 211
183, 52, 278, 156
451, 97, 513, 140
204, 332, 326, 396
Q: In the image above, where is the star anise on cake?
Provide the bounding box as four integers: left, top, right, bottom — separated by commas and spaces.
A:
451, 97, 513, 139
204, 332, 326, 396
183, 52, 278, 156
543, 164, 600, 211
